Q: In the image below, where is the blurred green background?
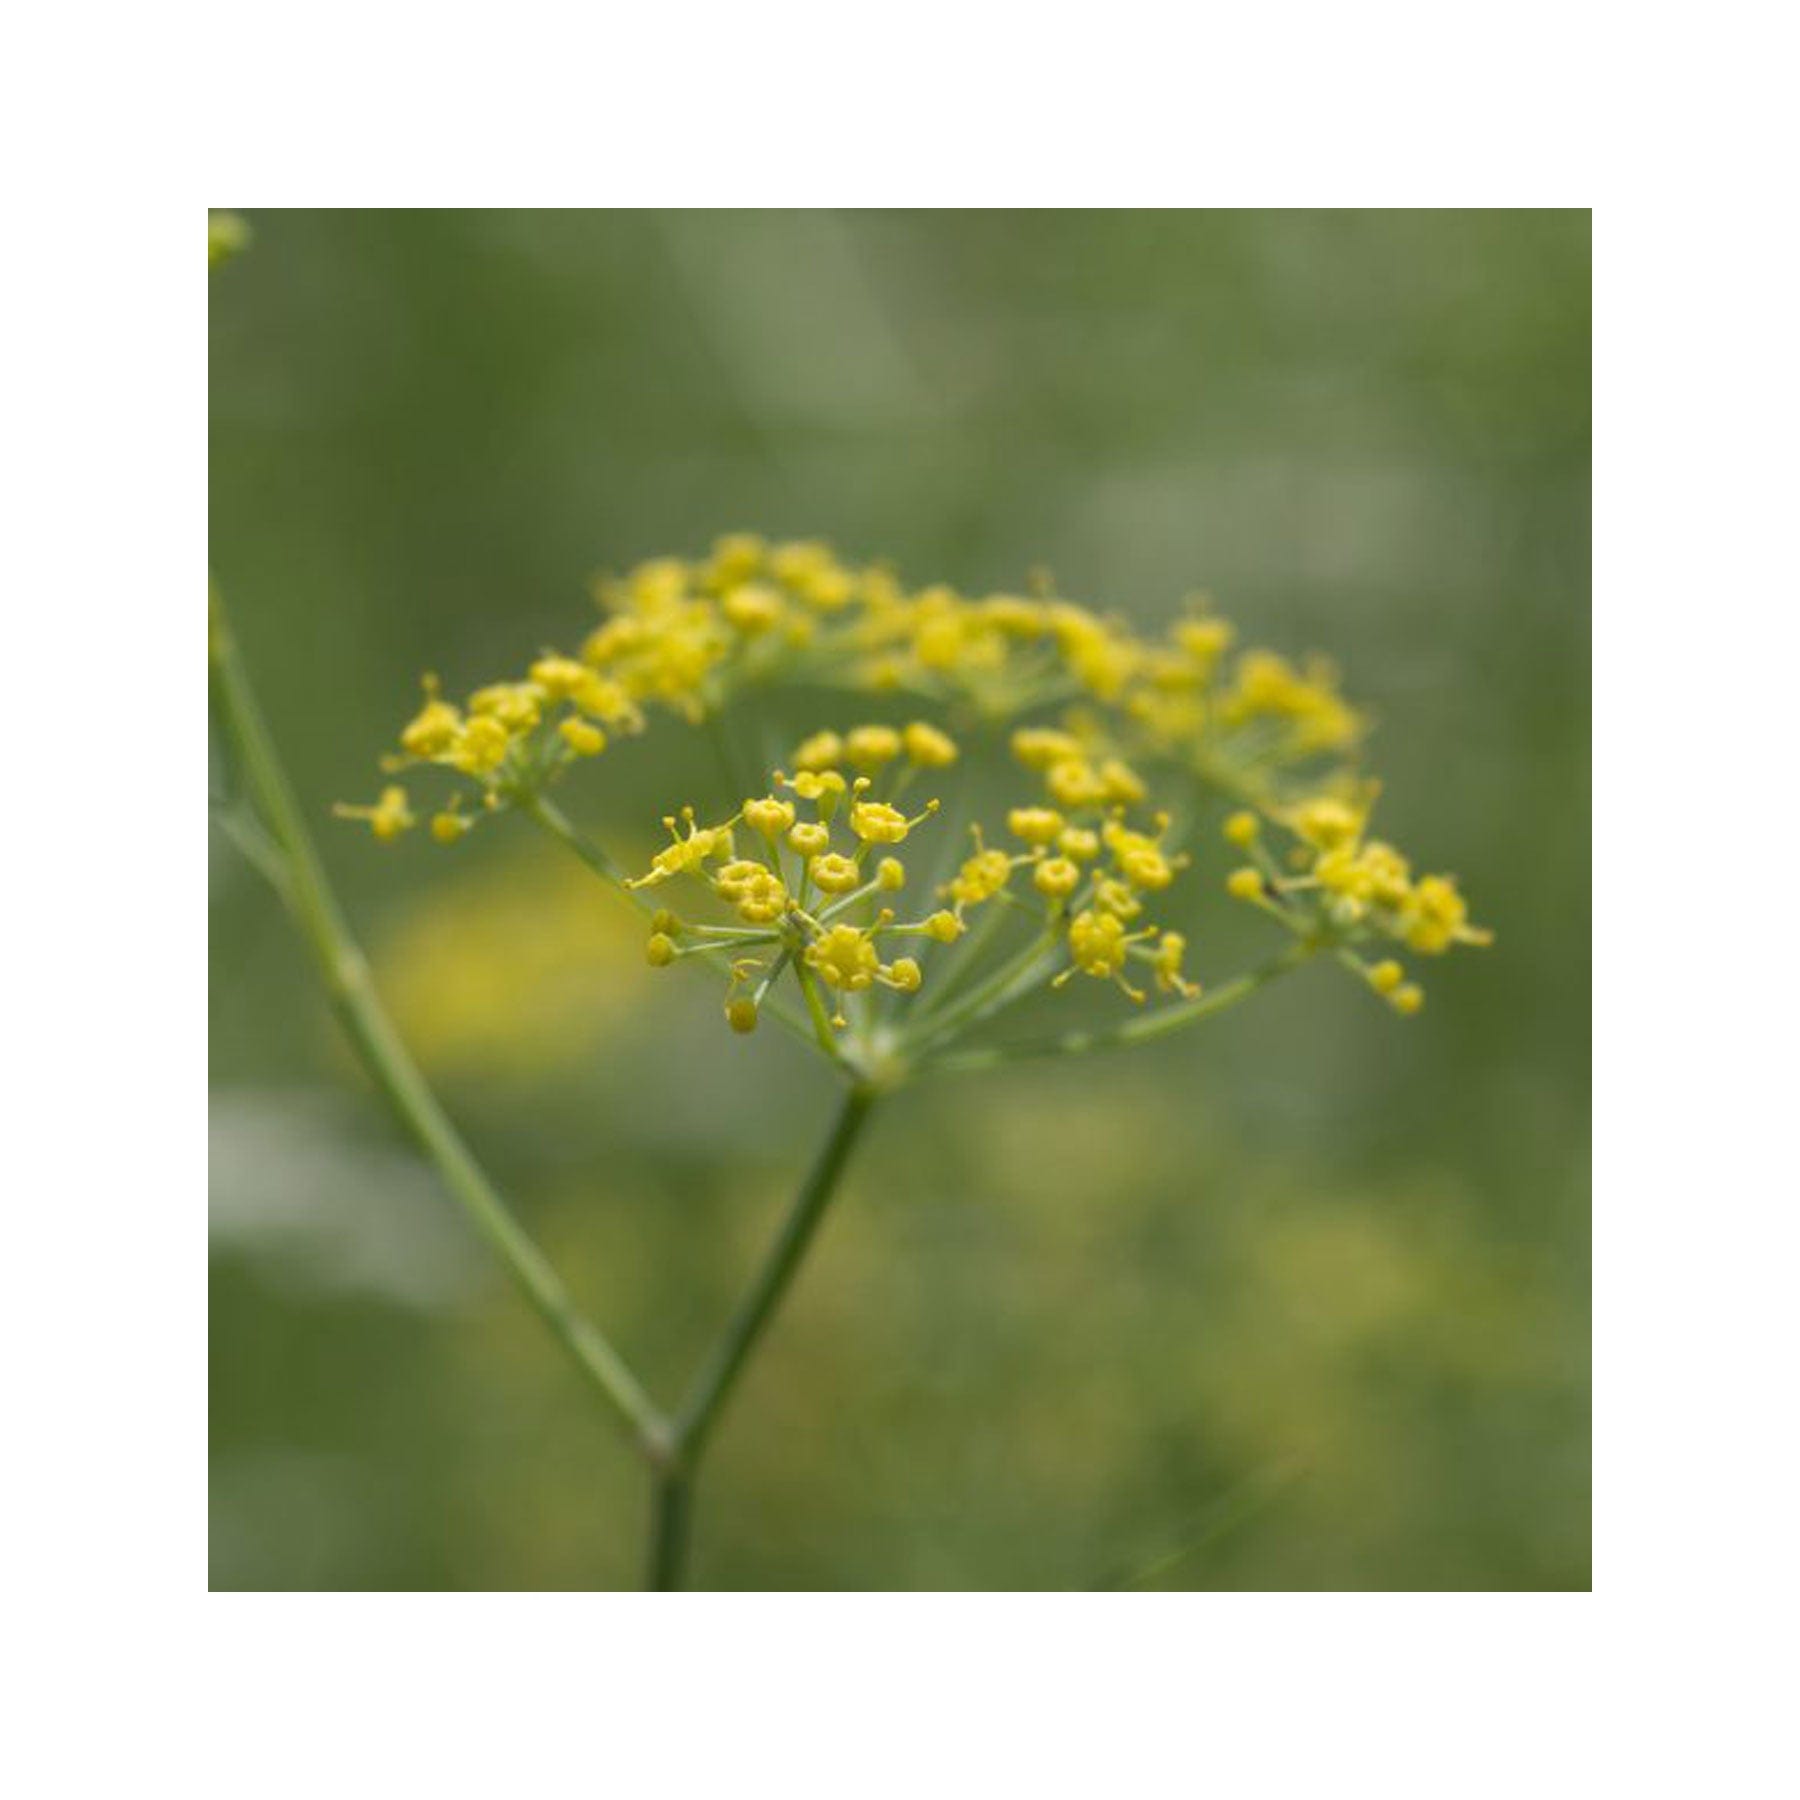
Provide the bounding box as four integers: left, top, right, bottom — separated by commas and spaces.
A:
209, 210, 1589, 1591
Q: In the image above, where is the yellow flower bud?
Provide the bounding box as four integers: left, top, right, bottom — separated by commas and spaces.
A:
923, 910, 964, 943
1226, 867, 1264, 901
1008, 807, 1065, 846
723, 582, 783, 633
810, 852, 862, 894
744, 795, 796, 837
849, 799, 911, 844
901, 721, 959, 767
844, 725, 903, 769
1223, 811, 1260, 847
791, 730, 844, 772
559, 718, 606, 756
530, 655, 589, 698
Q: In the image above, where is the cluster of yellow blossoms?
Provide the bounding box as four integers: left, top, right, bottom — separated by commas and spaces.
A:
622, 718, 1204, 1039
625, 722, 943, 1035
1219, 792, 1490, 1014
337, 661, 643, 846
341, 536, 1490, 1041
344, 536, 1360, 834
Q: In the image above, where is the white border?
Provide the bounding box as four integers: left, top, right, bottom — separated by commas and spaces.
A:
10, 2, 1798, 1789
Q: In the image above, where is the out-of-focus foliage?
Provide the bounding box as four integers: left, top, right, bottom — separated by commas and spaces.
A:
209, 210, 1589, 1590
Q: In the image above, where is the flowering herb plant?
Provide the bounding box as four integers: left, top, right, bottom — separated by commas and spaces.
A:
212, 222, 1488, 1588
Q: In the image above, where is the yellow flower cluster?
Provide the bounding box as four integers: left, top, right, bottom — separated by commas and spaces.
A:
345, 537, 1374, 840
631, 724, 949, 1035
341, 534, 1487, 1033
1220, 795, 1492, 1014
974, 729, 1198, 1003
337, 664, 644, 844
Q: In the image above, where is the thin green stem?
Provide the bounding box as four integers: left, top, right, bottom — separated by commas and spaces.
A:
911, 888, 1011, 1023
210, 587, 669, 1459
647, 1467, 693, 1591
521, 792, 645, 904
671, 1086, 877, 1468
905, 924, 1059, 1056
796, 963, 845, 1059
922, 941, 1319, 1074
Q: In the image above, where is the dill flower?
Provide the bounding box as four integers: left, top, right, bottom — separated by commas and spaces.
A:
347, 534, 1489, 1036
335, 785, 415, 841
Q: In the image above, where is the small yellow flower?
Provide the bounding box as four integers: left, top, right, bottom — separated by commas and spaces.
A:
849, 798, 912, 844
948, 847, 1014, 907
1223, 811, 1260, 847
559, 718, 606, 757
1093, 878, 1142, 920
630, 810, 732, 887
1369, 960, 1405, 994
743, 795, 796, 838
646, 932, 677, 967
529, 654, 590, 699
731, 868, 789, 924
1097, 759, 1147, 805
1055, 907, 1154, 1001
787, 821, 831, 857
571, 671, 642, 728
1046, 757, 1108, 809
786, 768, 848, 803
726, 996, 760, 1033
1057, 826, 1100, 862
792, 730, 844, 772
448, 716, 511, 775
902, 721, 959, 767
713, 860, 763, 900
876, 856, 907, 891
922, 910, 964, 943
1173, 614, 1235, 666
843, 724, 904, 770
1406, 875, 1491, 954
1067, 909, 1128, 979
708, 533, 767, 586
1103, 819, 1184, 893
400, 680, 462, 758
1227, 867, 1265, 901
807, 924, 880, 993
722, 582, 784, 633
468, 682, 544, 733
810, 852, 863, 894
1289, 796, 1364, 852
336, 786, 415, 841
430, 811, 469, 845
882, 956, 923, 994
1008, 807, 1065, 846
1034, 856, 1081, 900
1152, 931, 1200, 998
1390, 983, 1425, 1016
1011, 726, 1083, 769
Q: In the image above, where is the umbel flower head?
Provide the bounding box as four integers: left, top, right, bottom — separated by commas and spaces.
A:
340, 536, 1491, 1075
